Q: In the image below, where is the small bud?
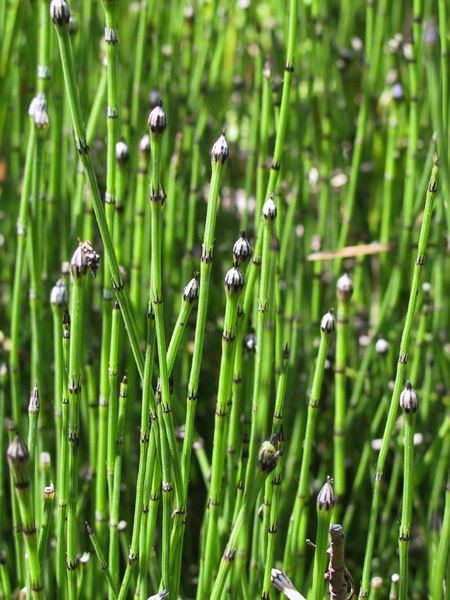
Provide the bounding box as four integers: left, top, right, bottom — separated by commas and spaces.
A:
232, 230, 252, 265
258, 439, 279, 473
359, 334, 371, 348
28, 385, 39, 413
118, 520, 127, 532
224, 264, 244, 294
422, 281, 432, 294
320, 310, 335, 333
375, 337, 389, 355
183, 5, 194, 20
70, 240, 100, 278
116, 140, 129, 164
336, 273, 353, 300
371, 576, 383, 590
44, 481, 55, 501
403, 43, 413, 62
211, 132, 229, 163
7, 436, 29, 481
392, 83, 403, 102
61, 261, 71, 276
50, 0, 71, 26
148, 103, 167, 134
79, 552, 90, 566
391, 573, 400, 584
33, 101, 50, 134
139, 134, 151, 155
40, 452, 51, 468
317, 476, 335, 511
28, 93, 47, 119
262, 195, 277, 221
423, 20, 439, 48
245, 332, 257, 352
351, 36, 363, 53
50, 278, 68, 306
399, 381, 418, 413
175, 425, 185, 441
183, 273, 199, 303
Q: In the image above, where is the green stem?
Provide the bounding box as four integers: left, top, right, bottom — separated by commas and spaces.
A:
359, 163, 439, 597
109, 375, 128, 589
52, 10, 144, 379
7, 436, 43, 598
86, 522, 118, 599
311, 478, 335, 600
284, 311, 335, 581
431, 481, 450, 599
398, 400, 417, 600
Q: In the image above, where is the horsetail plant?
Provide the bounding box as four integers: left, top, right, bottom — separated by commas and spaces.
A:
243, 195, 277, 495
50, 278, 68, 471
66, 241, 99, 598
261, 345, 290, 599
3, 1, 450, 598
85, 521, 118, 598
334, 273, 353, 518
284, 310, 336, 581
431, 481, 450, 599
398, 383, 419, 600
116, 309, 155, 600
209, 438, 280, 600
109, 374, 128, 592
0, 550, 11, 599
130, 133, 150, 316
37, 482, 55, 563
7, 436, 42, 598
50, 0, 144, 379
176, 132, 229, 597
359, 163, 439, 597
148, 101, 185, 594
27, 386, 40, 523
9, 98, 38, 430
311, 477, 336, 600
201, 261, 244, 593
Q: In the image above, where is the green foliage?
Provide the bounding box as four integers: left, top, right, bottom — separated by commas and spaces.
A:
0, 0, 449, 599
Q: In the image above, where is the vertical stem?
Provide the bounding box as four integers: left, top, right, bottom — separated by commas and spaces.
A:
284, 312, 335, 581
52, 12, 144, 379
334, 275, 353, 519
7, 436, 43, 598
359, 164, 439, 597
109, 375, 128, 590
311, 478, 335, 600
398, 385, 418, 600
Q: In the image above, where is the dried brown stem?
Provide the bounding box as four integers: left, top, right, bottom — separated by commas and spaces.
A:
328, 524, 354, 600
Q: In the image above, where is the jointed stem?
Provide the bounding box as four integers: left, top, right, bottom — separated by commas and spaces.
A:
52, 13, 144, 380
359, 163, 439, 597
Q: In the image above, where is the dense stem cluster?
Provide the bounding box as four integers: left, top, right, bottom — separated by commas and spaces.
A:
0, 1, 449, 599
